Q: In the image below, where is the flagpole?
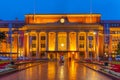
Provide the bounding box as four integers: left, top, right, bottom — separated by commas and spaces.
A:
9, 23, 12, 61
33, 0, 36, 22
90, 0, 92, 23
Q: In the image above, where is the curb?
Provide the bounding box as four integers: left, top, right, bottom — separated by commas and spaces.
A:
0, 61, 41, 77
98, 70, 120, 80
83, 63, 120, 80
0, 69, 18, 77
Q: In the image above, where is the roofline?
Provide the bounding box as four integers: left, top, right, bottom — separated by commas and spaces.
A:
25, 13, 101, 16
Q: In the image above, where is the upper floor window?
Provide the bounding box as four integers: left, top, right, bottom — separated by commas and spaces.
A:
88, 36, 93, 40
41, 36, 45, 40
32, 36, 36, 40
79, 44, 84, 48
41, 44, 45, 48
32, 44, 36, 48
79, 36, 84, 40
89, 44, 93, 48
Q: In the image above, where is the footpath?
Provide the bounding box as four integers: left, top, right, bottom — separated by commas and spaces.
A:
0, 59, 48, 76
82, 61, 120, 80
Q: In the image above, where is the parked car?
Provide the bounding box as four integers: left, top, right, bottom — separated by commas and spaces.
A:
115, 55, 120, 61
17, 56, 29, 60
0, 56, 11, 60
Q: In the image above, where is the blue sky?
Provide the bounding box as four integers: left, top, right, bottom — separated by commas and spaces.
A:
0, 0, 120, 20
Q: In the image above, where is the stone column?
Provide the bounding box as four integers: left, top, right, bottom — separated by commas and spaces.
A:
27, 32, 30, 58
76, 32, 78, 60
36, 32, 39, 58
29, 32, 32, 59
96, 31, 99, 61
45, 32, 48, 58
55, 32, 58, 59
86, 32, 89, 59
55, 32, 58, 51
67, 32, 69, 51
23, 32, 25, 57
76, 32, 78, 51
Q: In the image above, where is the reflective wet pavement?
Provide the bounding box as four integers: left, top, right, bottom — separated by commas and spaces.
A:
0, 60, 113, 80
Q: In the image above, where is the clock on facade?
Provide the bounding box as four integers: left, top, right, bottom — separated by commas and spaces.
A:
60, 18, 65, 23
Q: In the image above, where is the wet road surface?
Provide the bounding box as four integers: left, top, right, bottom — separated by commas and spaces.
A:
0, 60, 113, 80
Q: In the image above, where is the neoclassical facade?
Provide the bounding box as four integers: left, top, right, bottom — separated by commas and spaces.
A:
22, 14, 103, 60
0, 14, 120, 60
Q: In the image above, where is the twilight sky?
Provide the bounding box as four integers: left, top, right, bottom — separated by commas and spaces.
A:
0, 0, 120, 20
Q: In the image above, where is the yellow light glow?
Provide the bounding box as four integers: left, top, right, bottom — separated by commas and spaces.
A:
69, 60, 77, 80
72, 52, 74, 54
48, 32, 55, 51
48, 62, 55, 79
93, 32, 96, 35
61, 43, 64, 47
70, 32, 76, 51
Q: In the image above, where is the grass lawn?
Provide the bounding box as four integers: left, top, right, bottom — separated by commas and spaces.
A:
0, 60, 10, 64
111, 61, 120, 64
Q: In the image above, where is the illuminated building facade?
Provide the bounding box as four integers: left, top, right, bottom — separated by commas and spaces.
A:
0, 14, 120, 60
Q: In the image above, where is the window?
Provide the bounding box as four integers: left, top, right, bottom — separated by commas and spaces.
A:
41, 36, 45, 40
105, 44, 108, 48
32, 44, 36, 48
32, 36, 36, 40
89, 44, 93, 48
79, 44, 84, 48
31, 51, 36, 56
79, 36, 84, 40
88, 36, 93, 40
41, 44, 45, 48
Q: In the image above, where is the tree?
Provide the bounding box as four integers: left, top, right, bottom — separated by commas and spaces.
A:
0, 32, 6, 41
0, 32, 6, 52
117, 42, 120, 55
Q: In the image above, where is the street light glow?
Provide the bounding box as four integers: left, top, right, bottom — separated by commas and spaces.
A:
93, 32, 96, 35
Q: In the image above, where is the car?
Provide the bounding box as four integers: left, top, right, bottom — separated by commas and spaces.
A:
17, 56, 29, 60
0, 56, 11, 60
115, 55, 120, 61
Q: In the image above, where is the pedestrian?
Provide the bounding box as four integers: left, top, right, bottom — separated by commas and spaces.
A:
61, 56, 64, 63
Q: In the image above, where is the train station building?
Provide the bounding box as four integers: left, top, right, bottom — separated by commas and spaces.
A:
0, 14, 120, 60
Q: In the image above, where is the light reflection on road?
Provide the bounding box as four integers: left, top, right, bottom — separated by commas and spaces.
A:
0, 60, 112, 80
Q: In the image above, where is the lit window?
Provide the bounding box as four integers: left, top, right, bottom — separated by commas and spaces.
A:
79, 44, 84, 48
32, 44, 36, 48
41, 36, 45, 40
79, 36, 84, 40
89, 44, 93, 48
32, 36, 36, 40
88, 36, 93, 40
41, 44, 45, 48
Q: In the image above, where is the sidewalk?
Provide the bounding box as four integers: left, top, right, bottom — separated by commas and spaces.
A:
83, 61, 120, 80
0, 60, 40, 76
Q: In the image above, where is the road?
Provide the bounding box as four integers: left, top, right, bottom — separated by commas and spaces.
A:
0, 60, 113, 80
